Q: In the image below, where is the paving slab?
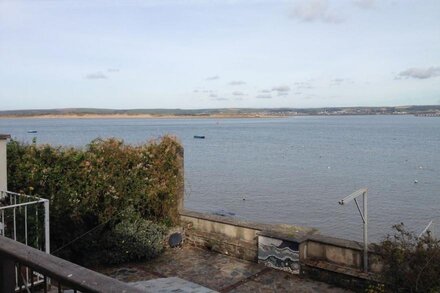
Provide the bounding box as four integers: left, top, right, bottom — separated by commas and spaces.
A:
130, 277, 217, 293
99, 246, 351, 293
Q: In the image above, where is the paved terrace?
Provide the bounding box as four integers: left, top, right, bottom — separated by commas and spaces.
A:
98, 246, 351, 293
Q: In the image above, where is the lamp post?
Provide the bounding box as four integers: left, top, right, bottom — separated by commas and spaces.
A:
339, 188, 368, 272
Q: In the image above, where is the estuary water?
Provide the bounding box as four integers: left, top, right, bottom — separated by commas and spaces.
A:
1, 115, 439, 242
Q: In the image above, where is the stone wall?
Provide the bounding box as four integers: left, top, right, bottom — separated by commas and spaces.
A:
299, 234, 383, 290
180, 209, 383, 290
180, 210, 260, 261
300, 234, 383, 273
180, 210, 314, 262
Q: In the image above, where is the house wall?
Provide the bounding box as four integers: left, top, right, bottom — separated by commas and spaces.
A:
0, 135, 10, 192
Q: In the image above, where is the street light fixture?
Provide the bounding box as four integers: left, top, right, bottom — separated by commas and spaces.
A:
339, 188, 368, 272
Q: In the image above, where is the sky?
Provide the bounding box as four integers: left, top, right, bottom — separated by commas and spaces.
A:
0, 0, 439, 110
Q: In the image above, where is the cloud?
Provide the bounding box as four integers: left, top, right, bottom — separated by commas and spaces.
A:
302, 94, 317, 100
206, 75, 220, 81
85, 72, 107, 80
272, 85, 291, 92
397, 67, 440, 79
194, 89, 216, 93
229, 80, 246, 85
330, 78, 345, 86
353, 0, 375, 9
290, 0, 345, 24
330, 78, 355, 86
232, 91, 245, 96
256, 94, 272, 99
294, 82, 314, 89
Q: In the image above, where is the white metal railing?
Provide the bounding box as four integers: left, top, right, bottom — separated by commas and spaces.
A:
0, 190, 50, 291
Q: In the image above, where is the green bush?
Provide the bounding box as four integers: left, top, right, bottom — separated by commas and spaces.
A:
99, 219, 166, 265
6, 136, 183, 265
377, 223, 440, 292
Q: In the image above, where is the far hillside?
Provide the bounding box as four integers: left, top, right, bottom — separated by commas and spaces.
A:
0, 105, 440, 117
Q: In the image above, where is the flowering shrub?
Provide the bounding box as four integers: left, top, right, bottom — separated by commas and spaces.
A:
7, 136, 183, 264
377, 223, 440, 292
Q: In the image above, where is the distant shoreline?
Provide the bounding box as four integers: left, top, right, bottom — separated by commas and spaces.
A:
1, 113, 438, 119
0, 105, 439, 119
0, 113, 287, 119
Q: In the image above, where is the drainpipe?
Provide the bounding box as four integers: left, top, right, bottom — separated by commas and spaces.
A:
0, 134, 11, 194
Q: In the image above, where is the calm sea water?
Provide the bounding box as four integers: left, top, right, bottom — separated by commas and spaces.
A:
1, 115, 439, 242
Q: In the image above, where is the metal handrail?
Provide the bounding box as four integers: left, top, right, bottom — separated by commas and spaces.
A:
0, 236, 145, 293
0, 200, 47, 210
1, 190, 42, 200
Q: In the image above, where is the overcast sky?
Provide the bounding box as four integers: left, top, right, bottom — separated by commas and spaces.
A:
1, 0, 439, 110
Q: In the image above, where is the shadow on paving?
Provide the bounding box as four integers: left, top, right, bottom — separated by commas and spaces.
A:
98, 246, 351, 293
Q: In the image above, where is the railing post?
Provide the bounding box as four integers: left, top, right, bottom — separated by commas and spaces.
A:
44, 200, 50, 254
0, 254, 16, 293
0, 134, 11, 196
44, 199, 51, 289
363, 191, 368, 272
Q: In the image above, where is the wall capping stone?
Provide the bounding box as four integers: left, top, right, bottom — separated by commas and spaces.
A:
180, 209, 316, 235
181, 210, 380, 254
181, 210, 269, 231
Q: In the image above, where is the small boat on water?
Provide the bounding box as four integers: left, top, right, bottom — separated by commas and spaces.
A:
194, 135, 205, 139
27, 130, 38, 134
